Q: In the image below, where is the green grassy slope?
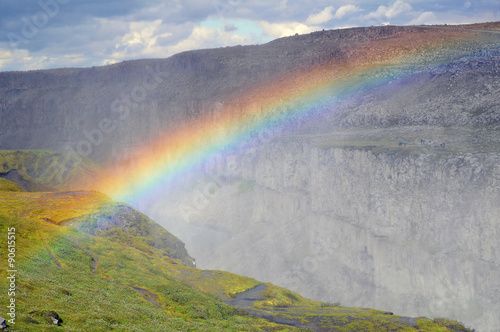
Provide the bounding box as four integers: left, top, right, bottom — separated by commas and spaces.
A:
0, 188, 474, 331
0, 150, 107, 192
0, 178, 24, 192
0, 191, 282, 331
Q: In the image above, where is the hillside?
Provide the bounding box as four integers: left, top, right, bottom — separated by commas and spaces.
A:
0, 150, 108, 192
0, 184, 472, 331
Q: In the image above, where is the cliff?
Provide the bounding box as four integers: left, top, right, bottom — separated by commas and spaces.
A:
161, 135, 499, 331
1, 23, 499, 163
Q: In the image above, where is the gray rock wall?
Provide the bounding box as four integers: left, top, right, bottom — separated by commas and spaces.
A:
153, 139, 500, 331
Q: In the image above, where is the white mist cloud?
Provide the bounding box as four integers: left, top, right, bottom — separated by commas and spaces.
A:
306, 6, 335, 25
409, 12, 439, 25
167, 25, 251, 55
105, 19, 252, 65
259, 21, 318, 38
118, 20, 170, 55
334, 5, 361, 20
365, 0, 413, 20
386, 0, 412, 18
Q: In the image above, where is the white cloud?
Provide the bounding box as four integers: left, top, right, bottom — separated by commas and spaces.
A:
277, 0, 288, 11
409, 12, 439, 25
365, 6, 387, 20
407, 11, 500, 26
334, 5, 361, 20
259, 21, 319, 38
0, 48, 18, 71
365, 0, 412, 20
306, 6, 335, 25
166, 25, 251, 55
2, 0, 499, 72
118, 20, 171, 55
386, 0, 412, 18
103, 19, 253, 65
0, 45, 92, 71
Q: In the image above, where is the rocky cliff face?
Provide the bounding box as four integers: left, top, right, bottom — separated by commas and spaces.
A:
1, 26, 394, 161
149, 135, 500, 332
1, 24, 499, 163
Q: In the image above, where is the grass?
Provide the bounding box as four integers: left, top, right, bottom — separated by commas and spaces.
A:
255, 283, 316, 308
0, 150, 109, 192
248, 304, 423, 331
0, 178, 25, 192
320, 301, 341, 307
416, 318, 475, 332
0, 191, 111, 225
0, 213, 284, 331
180, 269, 261, 300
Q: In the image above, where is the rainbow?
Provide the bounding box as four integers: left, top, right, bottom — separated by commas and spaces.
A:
87, 25, 498, 206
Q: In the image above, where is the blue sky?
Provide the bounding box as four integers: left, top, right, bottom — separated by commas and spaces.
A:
0, 0, 498, 71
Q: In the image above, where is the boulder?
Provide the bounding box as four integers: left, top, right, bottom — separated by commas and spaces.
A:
0, 317, 6, 329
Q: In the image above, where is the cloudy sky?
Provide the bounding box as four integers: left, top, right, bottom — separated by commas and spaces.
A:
1, 0, 498, 71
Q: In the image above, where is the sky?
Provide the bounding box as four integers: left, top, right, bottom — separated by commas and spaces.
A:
0, 0, 498, 72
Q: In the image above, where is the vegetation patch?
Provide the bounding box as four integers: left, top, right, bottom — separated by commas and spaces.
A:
0, 150, 109, 192
0, 178, 25, 192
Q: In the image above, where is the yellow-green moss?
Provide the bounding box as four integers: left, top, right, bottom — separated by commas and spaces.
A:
0, 150, 105, 191
0, 178, 25, 192
0, 191, 111, 224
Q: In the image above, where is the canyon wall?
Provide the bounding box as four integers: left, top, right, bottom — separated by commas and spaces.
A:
152, 138, 500, 331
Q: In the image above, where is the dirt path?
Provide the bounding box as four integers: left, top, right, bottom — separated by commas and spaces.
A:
225, 284, 308, 329
398, 316, 418, 328
225, 284, 422, 331
226, 283, 267, 308
88, 251, 99, 271
129, 286, 162, 309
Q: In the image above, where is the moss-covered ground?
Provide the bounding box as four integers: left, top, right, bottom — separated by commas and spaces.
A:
0, 179, 24, 192
0, 150, 111, 192
0, 193, 287, 331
